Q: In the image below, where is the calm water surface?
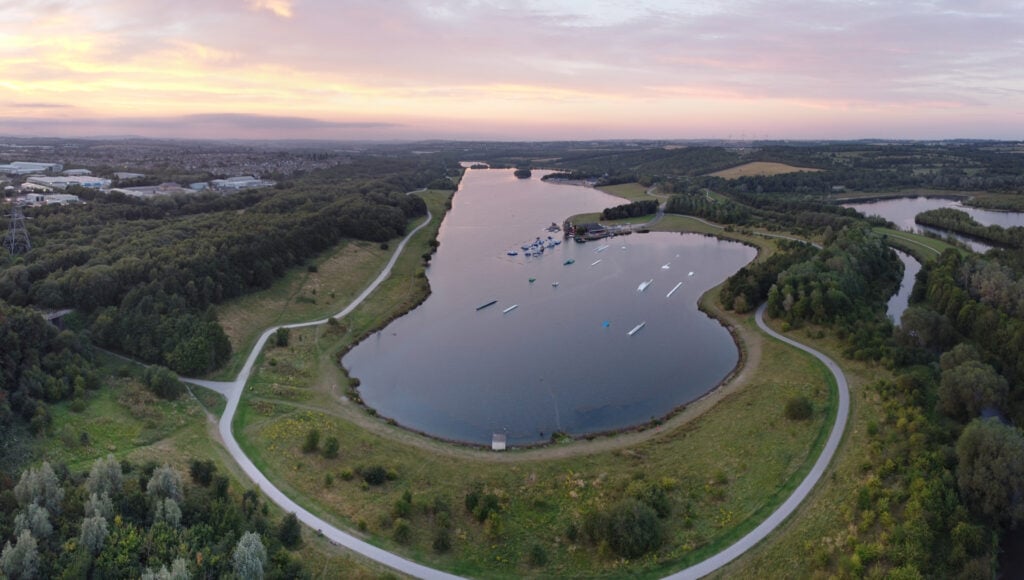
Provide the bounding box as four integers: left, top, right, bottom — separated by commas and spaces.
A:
343, 169, 757, 445
843, 197, 1024, 252
887, 250, 921, 326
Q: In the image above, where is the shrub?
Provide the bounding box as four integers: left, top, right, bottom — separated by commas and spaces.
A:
275, 328, 290, 348
584, 499, 663, 559
432, 529, 452, 553
188, 459, 216, 486
322, 436, 340, 459
785, 396, 814, 421
359, 465, 389, 486
392, 519, 411, 544
528, 543, 548, 567
301, 429, 320, 453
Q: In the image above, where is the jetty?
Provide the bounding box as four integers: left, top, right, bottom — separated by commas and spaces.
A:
666, 282, 683, 298
628, 321, 647, 336
476, 300, 498, 311
591, 259, 602, 266
503, 304, 519, 314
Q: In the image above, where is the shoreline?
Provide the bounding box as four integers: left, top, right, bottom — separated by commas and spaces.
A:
338, 214, 766, 456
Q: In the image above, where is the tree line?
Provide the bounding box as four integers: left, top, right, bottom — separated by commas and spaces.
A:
915, 208, 1024, 249
600, 199, 658, 220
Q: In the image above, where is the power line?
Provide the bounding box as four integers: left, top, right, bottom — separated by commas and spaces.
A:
3, 205, 31, 255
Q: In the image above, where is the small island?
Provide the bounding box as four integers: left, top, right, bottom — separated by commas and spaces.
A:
514, 167, 532, 178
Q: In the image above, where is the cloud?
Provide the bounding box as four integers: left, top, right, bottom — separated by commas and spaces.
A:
247, 0, 293, 18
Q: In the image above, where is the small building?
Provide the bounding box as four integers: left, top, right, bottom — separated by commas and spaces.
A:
26, 175, 110, 190
491, 433, 507, 451
111, 182, 191, 198
210, 176, 275, 191
114, 172, 145, 180
62, 168, 92, 176
190, 182, 209, 191
0, 161, 63, 175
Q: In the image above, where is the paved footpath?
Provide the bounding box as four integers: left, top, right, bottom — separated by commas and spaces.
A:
183, 211, 850, 578
666, 303, 850, 579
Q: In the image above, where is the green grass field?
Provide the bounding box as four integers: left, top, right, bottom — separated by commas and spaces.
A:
874, 227, 966, 261
598, 182, 653, 202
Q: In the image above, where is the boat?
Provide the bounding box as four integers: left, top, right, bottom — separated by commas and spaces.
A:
637, 279, 654, 292
595, 244, 610, 253
507, 250, 518, 256
503, 304, 519, 314
661, 263, 670, 270
688, 271, 694, 276
476, 300, 498, 311
666, 282, 682, 298
564, 259, 575, 265
529, 277, 536, 283
591, 259, 602, 266
552, 282, 559, 287
628, 321, 647, 336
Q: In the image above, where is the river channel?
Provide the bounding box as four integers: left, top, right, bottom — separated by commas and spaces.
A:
343, 169, 757, 446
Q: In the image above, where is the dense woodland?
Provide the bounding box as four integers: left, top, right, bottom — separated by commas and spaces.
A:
0, 456, 309, 578
0, 155, 455, 376
5, 140, 1024, 576
915, 208, 1024, 248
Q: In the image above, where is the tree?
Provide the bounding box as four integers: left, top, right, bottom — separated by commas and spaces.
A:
232, 531, 267, 580
142, 366, 185, 400
86, 454, 124, 497
140, 558, 190, 580
147, 464, 184, 503
188, 458, 216, 486
153, 498, 182, 528
278, 513, 302, 549
79, 514, 109, 555
13, 504, 52, 540
938, 361, 1008, 421
84, 492, 115, 519
274, 327, 290, 347
956, 418, 1024, 526
0, 530, 39, 580
584, 498, 664, 559
14, 461, 64, 516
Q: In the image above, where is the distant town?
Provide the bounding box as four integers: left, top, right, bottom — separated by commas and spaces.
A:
0, 137, 368, 206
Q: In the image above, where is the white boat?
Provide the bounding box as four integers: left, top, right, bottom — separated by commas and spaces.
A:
628, 322, 647, 336
661, 263, 670, 270
503, 304, 519, 314
595, 244, 610, 253
637, 279, 654, 292
688, 271, 694, 276
591, 259, 602, 266
552, 282, 559, 287
666, 282, 682, 298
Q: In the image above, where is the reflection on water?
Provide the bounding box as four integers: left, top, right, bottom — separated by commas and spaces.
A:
343, 169, 756, 445
843, 197, 1024, 253
887, 250, 921, 325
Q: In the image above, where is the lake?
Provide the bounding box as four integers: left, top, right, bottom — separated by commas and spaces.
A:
843, 197, 1024, 252
342, 169, 757, 446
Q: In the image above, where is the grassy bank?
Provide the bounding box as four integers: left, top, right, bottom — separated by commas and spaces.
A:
229, 191, 841, 576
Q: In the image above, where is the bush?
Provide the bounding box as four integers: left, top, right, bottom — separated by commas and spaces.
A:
528, 543, 548, 567
432, 529, 452, 553
275, 328, 290, 348
322, 436, 340, 459
359, 465, 389, 486
392, 519, 411, 544
584, 499, 663, 559
188, 459, 216, 486
301, 429, 320, 453
785, 396, 814, 421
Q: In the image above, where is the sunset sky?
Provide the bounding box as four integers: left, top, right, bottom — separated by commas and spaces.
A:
1, 0, 1022, 141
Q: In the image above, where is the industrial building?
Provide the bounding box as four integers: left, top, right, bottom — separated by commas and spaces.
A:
0, 161, 63, 175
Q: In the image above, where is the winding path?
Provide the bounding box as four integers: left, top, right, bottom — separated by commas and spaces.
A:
667, 303, 850, 578
183, 207, 850, 579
